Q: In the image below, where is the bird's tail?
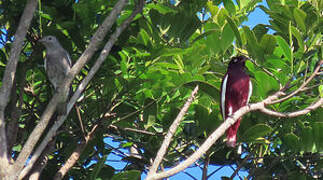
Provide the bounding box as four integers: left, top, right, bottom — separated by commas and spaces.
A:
56, 85, 72, 116
226, 118, 242, 147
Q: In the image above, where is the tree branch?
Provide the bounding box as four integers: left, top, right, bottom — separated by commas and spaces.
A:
14, 0, 129, 175
270, 60, 322, 104
53, 125, 98, 180
18, 1, 145, 178
27, 139, 55, 180
202, 151, 210, 180
147, 71, 322, 180
260, 98, 323, 118
146, 85, 199, 179
0, 0, 38, 176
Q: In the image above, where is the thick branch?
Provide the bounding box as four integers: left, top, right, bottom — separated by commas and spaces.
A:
14, 0, 129, 174
0, 0, 38, 176
18, 1, 144, 178
146, 85, 199, 178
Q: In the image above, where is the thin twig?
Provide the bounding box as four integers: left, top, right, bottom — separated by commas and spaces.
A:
270, 60, 322, 104
230, 154, 252, 179
202, 151, 210, 180
260, 98, 323, 117
146, 85, 199, 179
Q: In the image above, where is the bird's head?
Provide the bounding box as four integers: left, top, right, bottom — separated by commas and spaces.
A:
39, 35, 61, 49
228, 55, 248, 70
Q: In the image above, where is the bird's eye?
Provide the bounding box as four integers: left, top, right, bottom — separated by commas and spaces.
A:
233, 58, 238, 63
48, 37, 52, 41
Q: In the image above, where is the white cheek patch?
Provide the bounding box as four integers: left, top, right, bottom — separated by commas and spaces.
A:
221, 75, 228, 119
247, 80, 252, 104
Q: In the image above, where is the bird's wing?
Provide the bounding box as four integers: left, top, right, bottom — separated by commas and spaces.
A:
247, 80, 252, 104
221, 74, 229, 120
63, 50, 72, 68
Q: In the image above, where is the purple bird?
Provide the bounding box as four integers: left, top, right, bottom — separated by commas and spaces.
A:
220, 55, 252, 147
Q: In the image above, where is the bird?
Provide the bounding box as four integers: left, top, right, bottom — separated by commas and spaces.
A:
39, 35, 72, 115
220, 55, 252, 147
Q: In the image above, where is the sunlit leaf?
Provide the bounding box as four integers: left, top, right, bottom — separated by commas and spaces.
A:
241, 124, 273, 142
293, 8, 307, 32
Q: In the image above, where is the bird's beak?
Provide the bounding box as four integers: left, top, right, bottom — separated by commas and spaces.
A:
242, 56, 248, 62
38, 38, 45, 43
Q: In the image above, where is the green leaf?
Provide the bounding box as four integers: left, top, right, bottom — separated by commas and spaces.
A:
195, 105, 213, 134
293, 8, 307, 32
276, 36, 292, 62
39, 11, 53, 20
254, 71, 279, 97
224, 15, 242, 48
223, 0, 236, 15
207, 1, 219, 17
319, 85, 323, 98
242, 26, 263, 61
260, 34, 276, 54
146, 4, 177, 15
91, 155, 107, 180
143, 99, 157, 129
299, 126, 314, 152
313, 122, 323, 152
184, 81, 220, 102
290, 26, 304, 55
111, 170, 141, 180
119, 52, 128, 78
220, 22, 235, 52
121, 142, 134, 148
97, 165, 115, 179
13, 144, 22, 152
154, 48, 186, 57
241, 124, 272, 142
252, 24, 268, 41
282, 133, 300, 151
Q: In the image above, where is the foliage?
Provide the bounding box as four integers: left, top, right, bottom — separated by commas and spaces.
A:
0, 0, 322, 179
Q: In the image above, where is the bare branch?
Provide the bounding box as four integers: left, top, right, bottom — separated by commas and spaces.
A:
27, 139, 55, 180
202, 151, 210, 180
109, 125, 160, 136
260, 98, 323, 118
18, 1, 145, 178
270, 60, 322, 104
53, 125, 98, 180
146, 85, 199, 179
14, 0, 129, 174
230, 154, 252, 179
0, 0, 38, 176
